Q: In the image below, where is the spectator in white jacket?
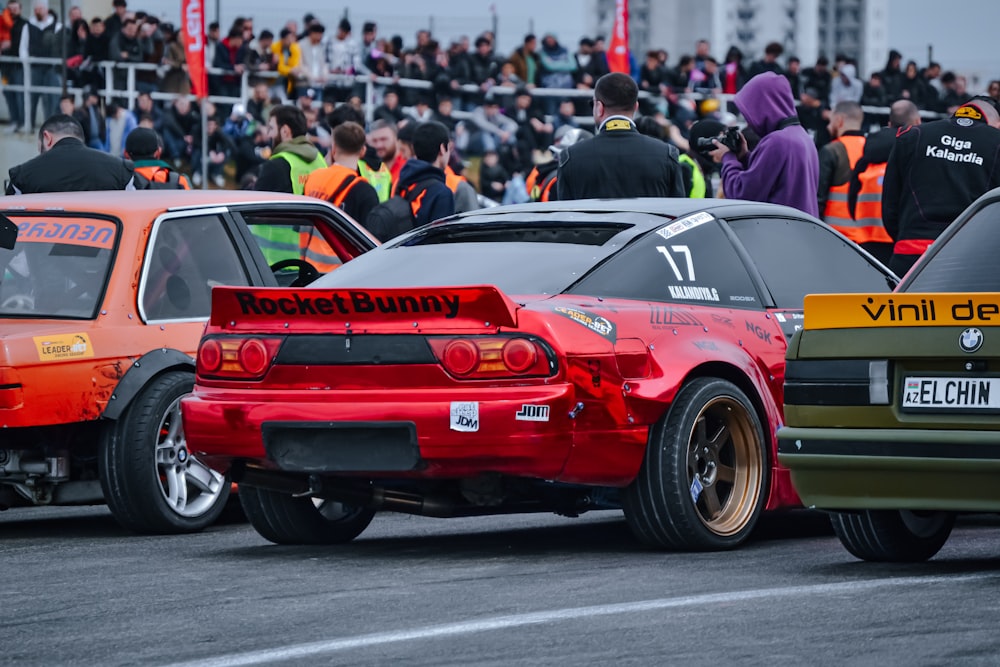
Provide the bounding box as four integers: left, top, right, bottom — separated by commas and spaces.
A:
830, 62, 864, 106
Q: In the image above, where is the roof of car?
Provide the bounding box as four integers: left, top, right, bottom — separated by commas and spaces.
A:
0, 190, 325, 216
446, 198, 811, 235
459, 197, 806, 219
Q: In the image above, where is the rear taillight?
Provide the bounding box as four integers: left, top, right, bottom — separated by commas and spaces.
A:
196, 336, 284, 380
429, 336, 553, 379
0, 367, 23, 409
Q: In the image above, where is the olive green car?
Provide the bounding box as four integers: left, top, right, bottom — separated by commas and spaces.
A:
778, 189, 1000, 562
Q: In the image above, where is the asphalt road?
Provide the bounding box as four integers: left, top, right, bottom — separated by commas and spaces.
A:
1, 506, 998, 666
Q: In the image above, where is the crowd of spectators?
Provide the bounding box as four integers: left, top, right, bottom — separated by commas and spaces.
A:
2, 0, 998, 198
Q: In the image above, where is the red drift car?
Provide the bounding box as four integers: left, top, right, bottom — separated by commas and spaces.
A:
183, 200, 896, 550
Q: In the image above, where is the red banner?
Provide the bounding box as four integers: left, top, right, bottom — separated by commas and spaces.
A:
182, 0, 207, 98
607, 0, 630, 74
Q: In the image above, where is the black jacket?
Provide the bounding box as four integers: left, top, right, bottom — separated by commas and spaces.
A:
6, 137, 137, 194
883, 116, 1000, 244
556, 117, 686, 200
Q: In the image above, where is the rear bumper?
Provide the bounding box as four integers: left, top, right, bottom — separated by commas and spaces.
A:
182, 383, 646, 484
777, 426, 1000, 511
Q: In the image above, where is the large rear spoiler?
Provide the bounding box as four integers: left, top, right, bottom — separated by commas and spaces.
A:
804, 293, 1000, 329
209, 285, 519, 333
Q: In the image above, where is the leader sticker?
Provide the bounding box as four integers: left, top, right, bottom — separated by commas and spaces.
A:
34, 333, 94, 361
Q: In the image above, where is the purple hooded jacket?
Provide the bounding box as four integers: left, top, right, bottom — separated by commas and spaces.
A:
721, 72, 820, 217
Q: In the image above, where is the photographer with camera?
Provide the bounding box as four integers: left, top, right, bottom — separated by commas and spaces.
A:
708, 71, 819, 216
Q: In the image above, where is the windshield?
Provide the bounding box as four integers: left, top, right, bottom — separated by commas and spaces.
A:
0, 216, 118, 319
315, 220, 636, 295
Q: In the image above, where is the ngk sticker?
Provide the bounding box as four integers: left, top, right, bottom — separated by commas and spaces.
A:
450, 402, 479, 432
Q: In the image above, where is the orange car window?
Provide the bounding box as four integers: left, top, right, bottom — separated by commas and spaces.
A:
0, 215, 119, 319
142, 215, 249, 321
245, 215, 349, 280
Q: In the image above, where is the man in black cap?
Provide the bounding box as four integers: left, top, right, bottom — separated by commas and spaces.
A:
557, 72, 686, 199
6, 114, 139, 194
125, 127, 192, 189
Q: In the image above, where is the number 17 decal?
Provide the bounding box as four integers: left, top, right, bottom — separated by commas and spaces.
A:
656, 245, 696, 281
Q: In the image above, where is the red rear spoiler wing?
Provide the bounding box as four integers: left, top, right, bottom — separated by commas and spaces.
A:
209, 285, 519, 333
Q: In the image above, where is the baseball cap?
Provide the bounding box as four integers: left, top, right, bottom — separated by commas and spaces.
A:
124, 127, 160, 158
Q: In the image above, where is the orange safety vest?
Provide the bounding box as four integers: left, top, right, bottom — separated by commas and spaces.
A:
851, 161, 893, 244
822, 135, 867, 242
303, 164, 366, 208
444, 166, 467, 194
135, 165, 192, 189
526, 166, 557, 202
525, 166, 540, 198
299, 164, 368, 273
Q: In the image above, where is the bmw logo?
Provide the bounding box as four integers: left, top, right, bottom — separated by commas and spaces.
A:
959, 328, 984, 353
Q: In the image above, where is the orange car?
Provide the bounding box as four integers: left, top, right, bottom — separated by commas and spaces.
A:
0, 191, 376, 533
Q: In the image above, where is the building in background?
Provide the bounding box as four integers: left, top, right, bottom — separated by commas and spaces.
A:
590, 0, 888, 77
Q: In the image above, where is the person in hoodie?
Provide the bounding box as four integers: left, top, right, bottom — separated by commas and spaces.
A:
393, 120, 455, 228
253, 104, 326, 194
709, 71, 820, 217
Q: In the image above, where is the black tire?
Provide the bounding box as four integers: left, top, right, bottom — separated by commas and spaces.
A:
623, 377, 768, 551
830, 510, 955, 562
99, 370, 230, 534
239, 485, 375, 545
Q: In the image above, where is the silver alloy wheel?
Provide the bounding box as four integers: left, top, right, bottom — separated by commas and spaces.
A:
154, 396, 226, 517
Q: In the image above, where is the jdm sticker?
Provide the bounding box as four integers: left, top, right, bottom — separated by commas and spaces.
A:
450, 401, 479, 432
515, 404, 550, 422
33, 333, 94, 361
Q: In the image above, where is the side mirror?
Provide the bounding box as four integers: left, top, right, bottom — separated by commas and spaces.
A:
0, 213, 16, 250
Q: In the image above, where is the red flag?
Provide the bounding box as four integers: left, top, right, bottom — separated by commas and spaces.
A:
182, 0, 207, 98
607, 0, 630, 74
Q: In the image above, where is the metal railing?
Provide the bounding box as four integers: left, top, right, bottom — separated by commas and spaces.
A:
0, 54, 945, 134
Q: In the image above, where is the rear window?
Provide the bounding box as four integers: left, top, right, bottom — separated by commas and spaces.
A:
316, 218, 638, 295
0, 216, 118, 319
906, 201, 1000, 292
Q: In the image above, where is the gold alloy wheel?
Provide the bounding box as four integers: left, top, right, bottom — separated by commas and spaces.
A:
685, 396, 763, 536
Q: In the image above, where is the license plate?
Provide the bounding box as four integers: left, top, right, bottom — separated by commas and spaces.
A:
901, 376, 1000, 409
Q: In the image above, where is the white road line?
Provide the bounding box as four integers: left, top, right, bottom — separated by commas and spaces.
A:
163, 573, 996, 667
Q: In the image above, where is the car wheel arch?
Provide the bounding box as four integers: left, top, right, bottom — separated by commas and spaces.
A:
682, 361, 770, 436
101, 348, 194, 420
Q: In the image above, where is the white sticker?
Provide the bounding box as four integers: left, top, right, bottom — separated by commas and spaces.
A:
515, 405, 550, 422
775, 312, 786, 322
655, 211, 714, 240
450, 402, 479, 432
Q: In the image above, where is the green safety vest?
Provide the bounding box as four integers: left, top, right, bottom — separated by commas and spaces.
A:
358, 160, 393, 203
275, 151, 328, 195
678, 153, 706, 199
251, 224, 303, 266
